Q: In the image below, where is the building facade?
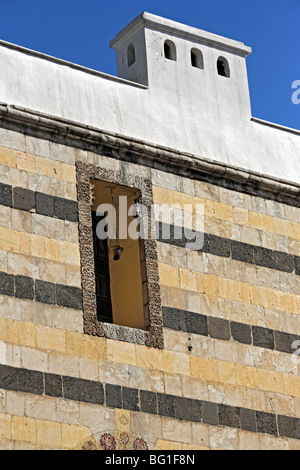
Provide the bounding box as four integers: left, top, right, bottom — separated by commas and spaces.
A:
0, 13, 300, 450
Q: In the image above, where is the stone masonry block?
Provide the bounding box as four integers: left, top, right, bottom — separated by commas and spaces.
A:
44, 373, 63, 398
0, 364, 19, 391
208, 317, 230, 341
122, 387, 139, 412
54, 197, 78, 222
218, 404, 240, 429
186, 311, 208, 336
56, 284, 82, 310
0, 182, 12, 207
63, 376, 104, 405
278, 415, 300, 440
231, 240, 254, 264
35, 280, 56, 305
256, 411, 277, 436
106, 384, 122, 409
201, 401, 218, 426
274, 330, 300, 354
240, 408, 257, 432
14, 275, 34, 300
17, 368, 44, 395
295, 256, 300, 276
157, 393, 174, 418
0, 271, 14, 296
140, 390, 158, 415
252, 326, 274, 350
230, 321, 252, 345
174, 396, 201, 422
35, 192, 55, 217
13, 187, 35, 212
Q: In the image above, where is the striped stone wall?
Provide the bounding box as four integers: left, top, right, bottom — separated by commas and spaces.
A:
0, 124, 300, 450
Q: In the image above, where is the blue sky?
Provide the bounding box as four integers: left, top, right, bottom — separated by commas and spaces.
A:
1, 0, 299, 130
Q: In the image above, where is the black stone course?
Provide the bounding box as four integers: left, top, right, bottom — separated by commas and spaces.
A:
162, 306, 300, 357
253, 246, 294, 273
0, 270, 83, 311
162, 307, 187, 332
208, 234, 231, 258
2, 363, 300, 440
0, 183, 80, 223
198, 233, 210, 253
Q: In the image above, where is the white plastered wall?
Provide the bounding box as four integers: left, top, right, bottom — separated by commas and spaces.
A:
0, 12, 299, 185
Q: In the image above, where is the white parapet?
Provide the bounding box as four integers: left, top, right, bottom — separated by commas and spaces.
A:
0, 12, 299, 184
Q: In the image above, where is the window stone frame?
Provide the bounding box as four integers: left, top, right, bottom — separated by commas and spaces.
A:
76, 160, 164, 349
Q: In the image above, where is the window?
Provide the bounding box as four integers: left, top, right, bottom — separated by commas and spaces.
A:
217, 56, 230, 77
164, 40, 176, 61
127, 43, 136, 67
91, 180, 147, 330
191, 48, 204, 69
76, 162, 164, 349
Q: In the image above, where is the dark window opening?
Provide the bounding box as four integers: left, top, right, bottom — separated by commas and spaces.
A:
191, 48, 204, 69
92, 211, 113, 323
77, 164, 164, 348
164, 40, 176, 61
217, 57, 230, 77
127, 43, 136, 67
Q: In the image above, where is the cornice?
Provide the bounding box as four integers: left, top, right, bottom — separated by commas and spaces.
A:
0, 103, 299, 207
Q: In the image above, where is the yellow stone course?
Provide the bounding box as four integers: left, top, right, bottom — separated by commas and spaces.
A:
153, 186, 300, 241
0, 147, 76, 183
